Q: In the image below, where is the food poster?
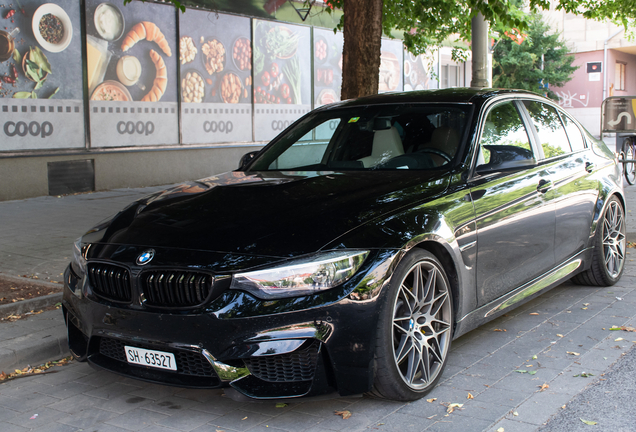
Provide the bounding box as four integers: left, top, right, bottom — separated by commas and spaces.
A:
0, 0, 84, 151
85, 0, 178, 147
403, 50, 438, 91
253, 19, 311, 142
313, 27, 342, 108
179, 11, 252, 144
378, 38, 403, 94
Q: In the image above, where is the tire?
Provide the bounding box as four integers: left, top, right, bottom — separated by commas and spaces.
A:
623, 138, 636, 185
572, 196, 626, 286
371, 249, 453, 401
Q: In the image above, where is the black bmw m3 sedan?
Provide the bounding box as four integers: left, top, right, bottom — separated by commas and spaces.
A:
63, 88, 625, 401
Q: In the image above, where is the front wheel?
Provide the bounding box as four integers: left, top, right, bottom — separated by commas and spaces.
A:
371, 249, 453, 401
623, 138, 636, 185
572, 196, 626, 286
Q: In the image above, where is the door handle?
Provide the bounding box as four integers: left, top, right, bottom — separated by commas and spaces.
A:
585, 162, 595, 173
537, 179, 552, 193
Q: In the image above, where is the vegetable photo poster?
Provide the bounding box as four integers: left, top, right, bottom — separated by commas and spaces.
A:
0, 0, 85, 151
179, 11, 252, 144
253, 19, 310, 142
378, 38, 403, 94
85, 0, 178, 147
313, 27, 342, 108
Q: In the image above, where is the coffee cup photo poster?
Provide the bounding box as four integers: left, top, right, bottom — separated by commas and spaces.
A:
0, 0, 84, 151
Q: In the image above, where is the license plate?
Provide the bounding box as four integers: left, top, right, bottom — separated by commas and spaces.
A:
124, 346, 177, 371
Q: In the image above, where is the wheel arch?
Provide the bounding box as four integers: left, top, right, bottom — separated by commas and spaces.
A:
410, 240, 461, 333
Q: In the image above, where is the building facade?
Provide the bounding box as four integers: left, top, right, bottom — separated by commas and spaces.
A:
541, 7, 636, 141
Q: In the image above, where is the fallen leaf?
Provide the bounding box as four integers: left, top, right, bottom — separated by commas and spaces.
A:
216, 429, 225, 432
446, 403, 463, 414
514, 370, 527, 373
526, 364, 533, 367
426, 398, 437, 403
242, 416, 248, 420
530, 312, 539, 315
562, 405, 566, 409
335, 410, 352, 420
583, 303, 590, 306
528, 371, 537, 375
573, 372, 594, 378
539, 383, 549, 391
557, 334, 564, 338
582, 307, 588, 310
275, 403, 288, 408
427, 414, 437, 420
580, 418, 598, 425
497, 428, 505, 432
467, 392, 474, 399
567, 351, 580, 356
513, 411, 519, 416
494, 329, 506, 332
532, 355, 538, 360
615, 337, 624, 342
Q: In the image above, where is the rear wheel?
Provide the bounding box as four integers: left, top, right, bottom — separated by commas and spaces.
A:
572, 196, 626, 286
372, 249, 453, 401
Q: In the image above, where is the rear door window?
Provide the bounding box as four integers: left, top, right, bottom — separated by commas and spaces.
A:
559, 113, 586, 152
523, 100, 571, 159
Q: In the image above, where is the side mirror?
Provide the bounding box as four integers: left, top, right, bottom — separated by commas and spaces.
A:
476, 144, 537, 173
477, 157, 537, 173
238, 151, 259, 170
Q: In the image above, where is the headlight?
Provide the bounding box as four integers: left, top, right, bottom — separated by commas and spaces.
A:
71, 237, 87, 279
230, 251, 369, 299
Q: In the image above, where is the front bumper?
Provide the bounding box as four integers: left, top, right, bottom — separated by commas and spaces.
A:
62, 253, 395, 399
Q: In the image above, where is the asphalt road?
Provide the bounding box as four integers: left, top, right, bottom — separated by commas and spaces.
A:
538, 344, 636, 432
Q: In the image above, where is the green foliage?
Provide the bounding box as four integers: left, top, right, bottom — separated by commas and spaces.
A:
492, 14, 578, 99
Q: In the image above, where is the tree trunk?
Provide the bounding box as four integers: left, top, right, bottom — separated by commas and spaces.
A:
341, 0, 383, 100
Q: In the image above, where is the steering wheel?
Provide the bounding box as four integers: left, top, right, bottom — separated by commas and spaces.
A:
416, 148, 452, 163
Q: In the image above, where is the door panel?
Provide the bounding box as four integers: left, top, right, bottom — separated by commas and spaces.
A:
472, 100, 555, 307
523, 101, 597, 264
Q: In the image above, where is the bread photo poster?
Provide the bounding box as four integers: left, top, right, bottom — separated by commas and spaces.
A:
85, 0, 178, 147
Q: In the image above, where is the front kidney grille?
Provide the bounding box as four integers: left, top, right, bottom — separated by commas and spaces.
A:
244, 341, 320, 382
98, 337, 216, 377
88, 263, 132, 302
141, 271, 213, 307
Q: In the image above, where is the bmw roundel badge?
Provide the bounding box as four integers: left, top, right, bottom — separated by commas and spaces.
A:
136, 249, 155, 266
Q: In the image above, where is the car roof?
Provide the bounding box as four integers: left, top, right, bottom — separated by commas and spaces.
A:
319, 88, 538, 110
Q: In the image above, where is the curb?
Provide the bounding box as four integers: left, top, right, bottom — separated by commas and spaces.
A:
0, 293, 63, 319
0, 311, 69, 373
0, 273, 64, 319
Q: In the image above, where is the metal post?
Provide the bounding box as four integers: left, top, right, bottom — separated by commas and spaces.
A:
470, 12, 489, 88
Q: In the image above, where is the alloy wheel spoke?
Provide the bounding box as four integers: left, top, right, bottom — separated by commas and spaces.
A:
406, 343, 423, 384
395, 335, 413, 365
399, 285, 416, 314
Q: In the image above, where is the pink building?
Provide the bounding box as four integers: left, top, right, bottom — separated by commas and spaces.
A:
541, 10, 636, 144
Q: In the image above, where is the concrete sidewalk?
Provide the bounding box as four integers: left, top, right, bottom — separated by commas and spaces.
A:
1, 182, 636, 431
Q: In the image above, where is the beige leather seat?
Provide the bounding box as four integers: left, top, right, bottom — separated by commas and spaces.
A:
426, 126, 459, 166
359, 127, 404, 168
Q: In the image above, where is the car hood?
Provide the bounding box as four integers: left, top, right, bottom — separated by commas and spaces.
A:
83, 170, 449, 258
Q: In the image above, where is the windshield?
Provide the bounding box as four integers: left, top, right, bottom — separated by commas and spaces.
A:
248, 104, 471, 171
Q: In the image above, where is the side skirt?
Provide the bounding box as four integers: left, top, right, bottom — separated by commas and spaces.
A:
453, 248, 593, 338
